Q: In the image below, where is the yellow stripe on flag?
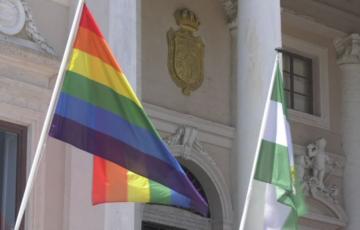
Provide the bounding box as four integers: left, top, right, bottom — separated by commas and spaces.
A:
68, 49, 142, 108
127, 171, 150, 202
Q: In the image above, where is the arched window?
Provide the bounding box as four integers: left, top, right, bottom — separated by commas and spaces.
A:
142, 164, 210, 230
181, 165, 210, 218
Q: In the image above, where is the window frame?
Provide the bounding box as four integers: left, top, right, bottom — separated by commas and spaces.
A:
282, 34, 330, 129
0, 120, 27, 230
282, 50, 314, 114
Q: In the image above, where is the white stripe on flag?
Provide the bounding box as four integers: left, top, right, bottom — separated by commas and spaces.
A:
263, 100, 288, 147
264, 184, 291, 230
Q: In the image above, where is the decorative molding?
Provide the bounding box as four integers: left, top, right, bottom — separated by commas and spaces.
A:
143, 102, 235, 149
164, 126, 204, 159
218, 0, 237, 24
281, 8, 346, 39
170, 148, 233, 229
281, 0, 360, 34
334, 33, 360, 65
282, 34, 330, 129
143, 205, 210, 230
0, 36, 59, 88
294, 139, 347, 225
146, 124, 233, 230
303, 212, 346, 227
0, 0, 26, 35
21, 0, 55, 55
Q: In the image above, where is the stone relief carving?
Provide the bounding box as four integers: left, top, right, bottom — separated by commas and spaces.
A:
0, 0, 25, 35
167, 8, 204, 96
164, 126, 204, 159
0, 0, 55, 55
307, 138, 329, 190
295, 137, 347, 223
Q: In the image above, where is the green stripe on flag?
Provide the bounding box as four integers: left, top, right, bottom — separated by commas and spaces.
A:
149, 180, 172, 204
254, 140, 292, 191
283, 209, 298, 230
62, 71, 159, 136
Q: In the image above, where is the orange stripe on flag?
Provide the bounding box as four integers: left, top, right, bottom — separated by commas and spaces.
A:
93, 157, 128, 204
105, 159, 128, 201
73, 27, 122, 72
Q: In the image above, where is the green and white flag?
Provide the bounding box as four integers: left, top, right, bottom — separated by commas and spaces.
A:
254, 58, 306, 229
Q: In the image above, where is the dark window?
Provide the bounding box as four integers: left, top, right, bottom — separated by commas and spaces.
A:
142, 221, 185, 230
282, 50, 313, 114
0, 121, 27, 230
181, 166, 208, 211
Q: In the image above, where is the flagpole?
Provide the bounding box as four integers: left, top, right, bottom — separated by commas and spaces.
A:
13, 0, 85, 229
239, 53, 280, 230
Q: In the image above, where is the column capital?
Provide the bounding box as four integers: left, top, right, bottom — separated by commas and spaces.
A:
335, 33, 360, 65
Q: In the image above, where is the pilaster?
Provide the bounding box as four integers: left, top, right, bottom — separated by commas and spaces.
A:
335, 33, 360, 230
231, 0, 282, 229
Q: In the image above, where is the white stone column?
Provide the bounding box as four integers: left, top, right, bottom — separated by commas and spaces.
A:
335, 33, 360, 230
105, 0, 143, 230
231, 0, 282, 229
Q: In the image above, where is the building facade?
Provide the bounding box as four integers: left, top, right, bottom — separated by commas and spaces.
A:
0, 0, 359, 229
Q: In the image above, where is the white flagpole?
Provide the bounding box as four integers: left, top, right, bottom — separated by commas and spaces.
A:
239, 53, 280, 230
14, 0, 85, 229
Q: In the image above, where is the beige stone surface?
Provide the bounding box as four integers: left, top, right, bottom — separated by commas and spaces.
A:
282, 14, 343, 155
141, 0, 231, 125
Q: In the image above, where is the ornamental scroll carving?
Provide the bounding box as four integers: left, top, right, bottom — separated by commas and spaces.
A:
0, 0, 54, 55
167, 8, 204, 96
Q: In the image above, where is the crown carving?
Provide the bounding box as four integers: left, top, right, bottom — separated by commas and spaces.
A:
174, 8, 200, 32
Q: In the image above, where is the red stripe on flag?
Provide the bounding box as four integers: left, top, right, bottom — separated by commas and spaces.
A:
92, 156, 107, 204
79, 5, 104, 39
73, 27, 122, 72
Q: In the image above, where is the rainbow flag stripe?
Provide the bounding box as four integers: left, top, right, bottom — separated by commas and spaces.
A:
49, 4, 207, 215
93, 157, 192, 207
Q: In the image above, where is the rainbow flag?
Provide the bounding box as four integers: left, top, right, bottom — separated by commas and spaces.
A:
49, 4, 208, 215
93, 157, 200, 208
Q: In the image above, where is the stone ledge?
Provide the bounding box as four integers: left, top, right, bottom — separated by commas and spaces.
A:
0, 35, 59, 88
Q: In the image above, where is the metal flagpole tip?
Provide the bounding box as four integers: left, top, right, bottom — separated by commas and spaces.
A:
275, 47, 285, 53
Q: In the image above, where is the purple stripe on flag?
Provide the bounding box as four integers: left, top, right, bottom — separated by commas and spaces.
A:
49, 114, 208, 215
55, 92, 179, 165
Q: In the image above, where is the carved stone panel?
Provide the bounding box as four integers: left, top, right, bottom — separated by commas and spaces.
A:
294, 138, 347, 226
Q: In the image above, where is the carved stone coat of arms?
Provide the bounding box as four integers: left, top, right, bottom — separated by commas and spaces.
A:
167, 8, 204, 95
